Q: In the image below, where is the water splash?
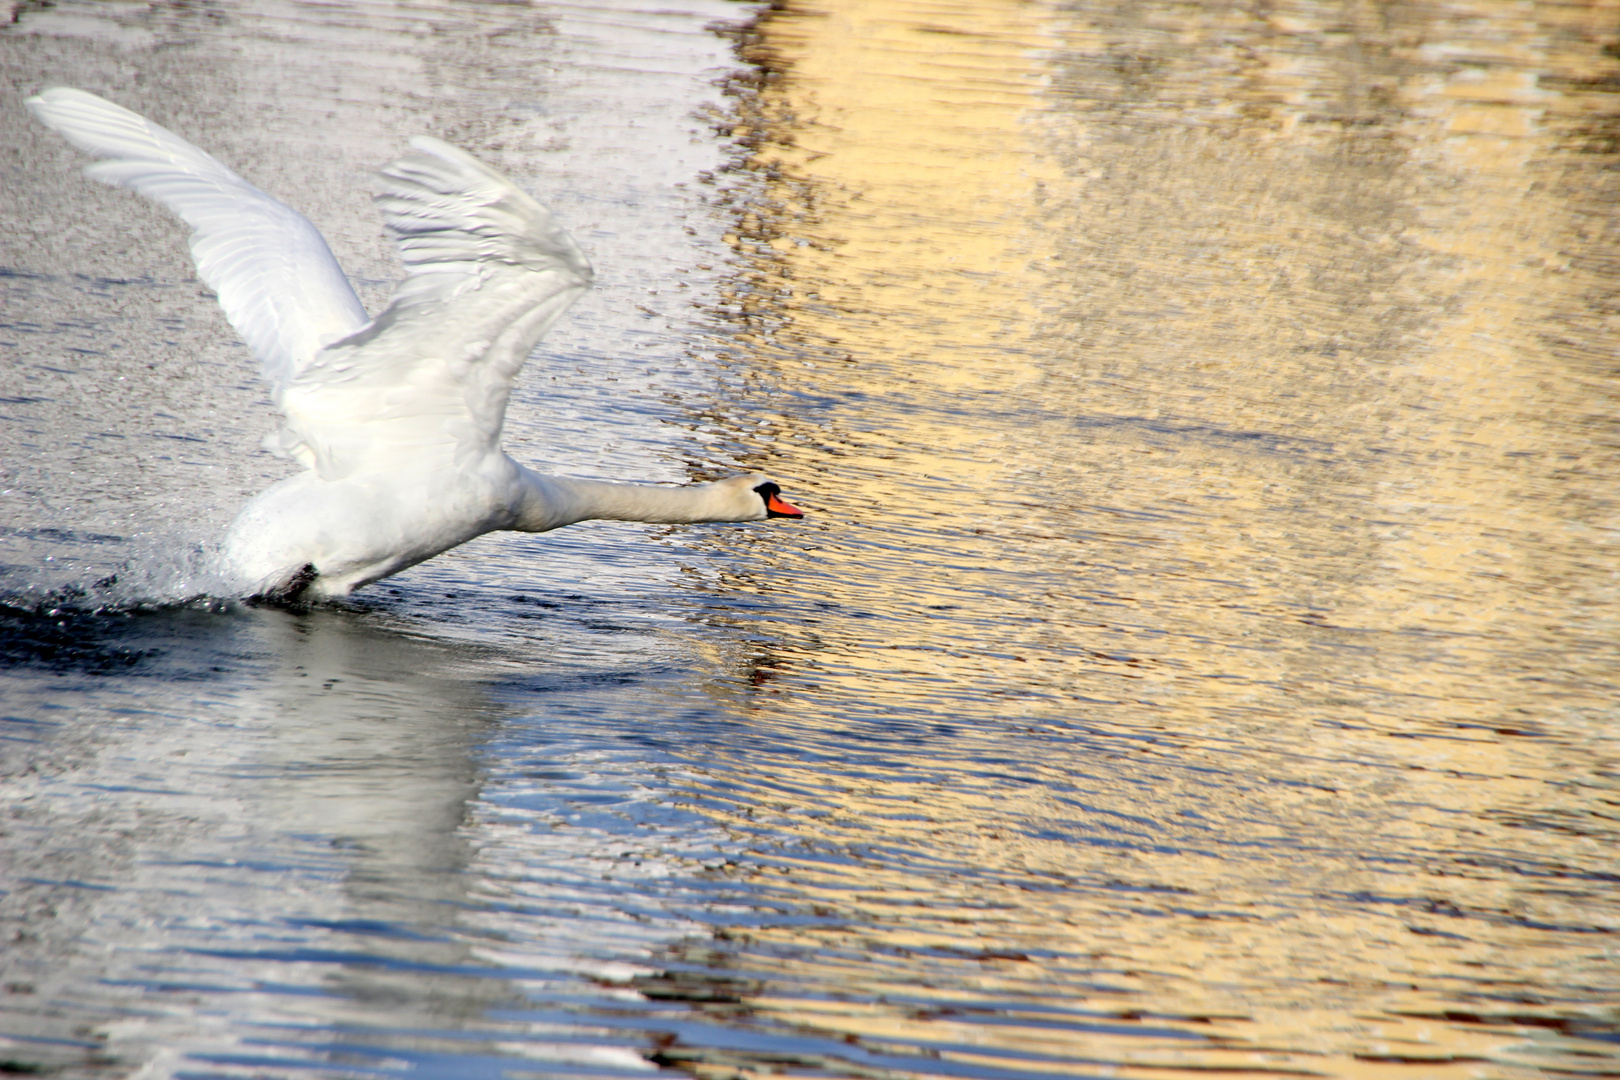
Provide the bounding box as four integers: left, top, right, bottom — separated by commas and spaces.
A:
0, 526, 237, 613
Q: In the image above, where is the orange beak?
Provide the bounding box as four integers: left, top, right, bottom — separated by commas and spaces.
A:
765, 492, 804, 518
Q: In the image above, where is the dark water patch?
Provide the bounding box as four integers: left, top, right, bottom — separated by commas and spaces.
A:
0, 603, 172, 675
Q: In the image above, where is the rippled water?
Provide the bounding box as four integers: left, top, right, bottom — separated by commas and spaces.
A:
3, 0, 1619, 1078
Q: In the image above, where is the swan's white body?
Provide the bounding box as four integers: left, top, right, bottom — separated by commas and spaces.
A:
26, 88, 800, 599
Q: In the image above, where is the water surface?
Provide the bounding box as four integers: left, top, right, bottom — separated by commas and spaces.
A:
2, 1, 1618, 1078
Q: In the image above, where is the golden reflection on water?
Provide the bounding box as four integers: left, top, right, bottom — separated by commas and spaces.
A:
679, 0, 1620, 1075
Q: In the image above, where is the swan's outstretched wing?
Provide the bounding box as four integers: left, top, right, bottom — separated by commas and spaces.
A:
277, 137, 594, 478
25, 88, 370, 392
29, 89, 593, 479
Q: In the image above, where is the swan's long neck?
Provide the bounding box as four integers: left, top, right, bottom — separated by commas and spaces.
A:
512, 468, 736, 532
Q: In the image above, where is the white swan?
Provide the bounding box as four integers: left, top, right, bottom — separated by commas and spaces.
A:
26, 88, 802, 602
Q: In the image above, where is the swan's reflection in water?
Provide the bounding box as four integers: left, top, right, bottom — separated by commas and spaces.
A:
0, 602, 718, 1077
238, 610, 504, 1046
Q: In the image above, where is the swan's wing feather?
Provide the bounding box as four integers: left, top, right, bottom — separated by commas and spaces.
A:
25, 88, 369, 394
279, 137, 593, 478
378, 136, 593, 306
29, 91, 591, 481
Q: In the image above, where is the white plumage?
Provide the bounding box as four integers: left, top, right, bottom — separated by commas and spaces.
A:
27, 88, 801, 601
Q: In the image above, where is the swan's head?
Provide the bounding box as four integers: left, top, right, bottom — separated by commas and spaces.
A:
714, 473, 804, 521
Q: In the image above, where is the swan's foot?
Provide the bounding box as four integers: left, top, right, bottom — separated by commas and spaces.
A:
247, 563, 319, 607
